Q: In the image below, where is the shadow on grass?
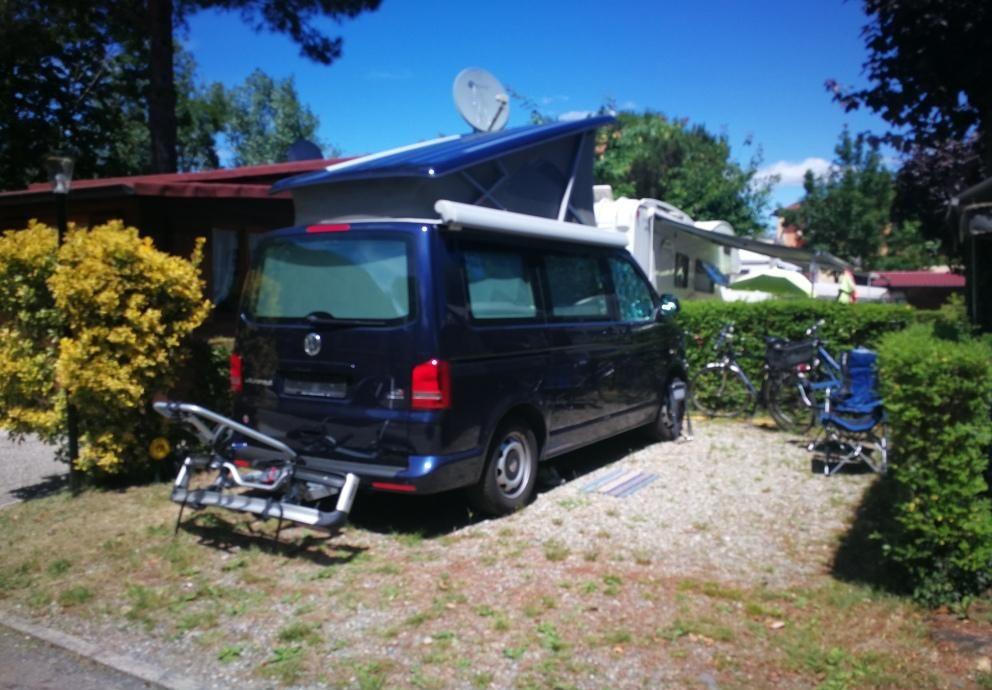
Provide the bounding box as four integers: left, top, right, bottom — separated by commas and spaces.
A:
348, 428, 655, 538
179, 511, 367, 566
830, 474, 910, 595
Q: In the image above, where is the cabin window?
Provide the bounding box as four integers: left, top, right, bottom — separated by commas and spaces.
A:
674, 253, 690, 289
694, 259, 715, 293
211, 228, 238, 308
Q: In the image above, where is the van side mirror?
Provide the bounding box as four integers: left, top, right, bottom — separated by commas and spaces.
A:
656, 294, 680, 320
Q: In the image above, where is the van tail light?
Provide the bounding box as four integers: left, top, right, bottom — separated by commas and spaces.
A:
230, 353, 244, 393
411, 359, 451, 410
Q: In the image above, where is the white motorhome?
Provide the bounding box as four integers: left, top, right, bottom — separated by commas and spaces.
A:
593, 185, 738, 300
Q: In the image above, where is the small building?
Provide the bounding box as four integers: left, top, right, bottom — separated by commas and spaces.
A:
0, 159, 345, 328
868, 271, 966, 309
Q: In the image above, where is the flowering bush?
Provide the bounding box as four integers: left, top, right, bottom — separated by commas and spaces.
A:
0, 221, 61, 440
0, 220, 210, 476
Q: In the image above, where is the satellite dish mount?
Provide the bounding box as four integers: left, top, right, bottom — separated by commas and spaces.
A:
453, 68, 510, 133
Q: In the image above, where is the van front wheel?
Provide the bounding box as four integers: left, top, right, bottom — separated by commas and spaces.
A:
645, 378, 687, 442
468, 422, 538, 517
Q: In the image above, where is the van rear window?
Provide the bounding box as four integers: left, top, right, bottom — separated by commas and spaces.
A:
244, 235, 411, 322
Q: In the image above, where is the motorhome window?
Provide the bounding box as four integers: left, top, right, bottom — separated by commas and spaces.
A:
543, 254, 609, 319
674, 253, 690, 288
462, 248, 537, 320
245, 235, 411, 322
694, 259, 715, 293
608, 257, 654, 322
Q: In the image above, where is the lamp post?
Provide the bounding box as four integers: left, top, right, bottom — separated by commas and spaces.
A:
45, 153, 80, 477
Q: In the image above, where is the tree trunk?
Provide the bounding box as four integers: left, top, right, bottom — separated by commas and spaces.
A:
146, 0, 177, 173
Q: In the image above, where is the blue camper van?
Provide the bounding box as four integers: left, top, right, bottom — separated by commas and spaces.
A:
229, 117, 687, 516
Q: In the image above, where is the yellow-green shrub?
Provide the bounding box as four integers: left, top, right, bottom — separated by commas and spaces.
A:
0, 221, 61, 440
0, 220, 210, 476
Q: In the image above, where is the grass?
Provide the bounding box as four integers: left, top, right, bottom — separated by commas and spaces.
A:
277, 621, 321, 645
0, 477, 986, 690
259, 645, 304, 685
542, 539, 570, 562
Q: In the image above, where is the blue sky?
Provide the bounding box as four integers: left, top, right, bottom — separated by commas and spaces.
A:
185, 0, 888, 221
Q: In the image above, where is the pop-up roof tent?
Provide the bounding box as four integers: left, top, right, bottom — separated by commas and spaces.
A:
271, 116, 616, 232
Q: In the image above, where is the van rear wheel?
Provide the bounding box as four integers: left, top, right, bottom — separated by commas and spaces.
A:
468, 422, 538, 517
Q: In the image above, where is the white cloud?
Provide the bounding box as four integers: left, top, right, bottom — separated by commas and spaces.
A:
557, 110, 597, 121
757, 157, 832, 186
539, 94, 569, 105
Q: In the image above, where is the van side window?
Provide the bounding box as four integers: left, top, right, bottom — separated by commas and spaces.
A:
609, 257, 654, 322
543, 254, 609, 319
463, 248, 537, 320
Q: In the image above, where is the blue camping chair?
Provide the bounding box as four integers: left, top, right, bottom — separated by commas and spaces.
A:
808, 347, 888, 476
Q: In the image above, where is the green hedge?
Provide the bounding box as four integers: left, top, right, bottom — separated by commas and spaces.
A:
676, 299, 964, 383
875, 325, 992, 606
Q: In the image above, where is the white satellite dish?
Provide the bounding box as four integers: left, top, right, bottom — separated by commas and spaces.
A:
453, 68, 510, 133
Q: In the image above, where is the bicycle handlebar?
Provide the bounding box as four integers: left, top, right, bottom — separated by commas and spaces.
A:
804, 319, 826, 337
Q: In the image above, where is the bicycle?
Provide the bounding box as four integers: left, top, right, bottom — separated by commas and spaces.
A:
689, 323, 760, 418
763, 320, 842, 433
690, 320, 842, 433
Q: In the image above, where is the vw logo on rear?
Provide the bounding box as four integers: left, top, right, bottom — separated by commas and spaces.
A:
303, 333, 322, 357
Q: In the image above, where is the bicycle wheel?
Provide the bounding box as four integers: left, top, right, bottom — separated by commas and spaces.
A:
690, 364, 756, 418
766, 371, 816, 433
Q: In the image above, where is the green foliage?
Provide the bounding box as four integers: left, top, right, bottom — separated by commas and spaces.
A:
678, 300, 931, 385
223, 69, 327, 166
831, 1, 992, 255
874, 325, 992, 606
831, 0, 992, 163
781, 129, 934, 269
0, 2, 147, 189
595, 111, 775, 237
0, 221, 210, 477
174, 49, 229, 173
0, 222, 62, 440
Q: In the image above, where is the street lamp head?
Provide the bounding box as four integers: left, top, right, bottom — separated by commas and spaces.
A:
45, 153, 75, 194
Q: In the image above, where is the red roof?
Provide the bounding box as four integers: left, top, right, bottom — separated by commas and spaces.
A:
872, 271, 965, 289
0, 157, 351, 203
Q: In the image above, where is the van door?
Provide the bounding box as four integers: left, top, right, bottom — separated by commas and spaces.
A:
539, 250, 622, 453
607, 254, 670, 428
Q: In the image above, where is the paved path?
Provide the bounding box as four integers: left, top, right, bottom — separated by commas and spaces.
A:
0, 624, 156, 690
0, 432, 65, 509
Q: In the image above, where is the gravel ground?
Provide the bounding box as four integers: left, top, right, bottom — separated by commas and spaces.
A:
1, 419, 884, 689
0, 432, 64, 510
493, 418, 873, 587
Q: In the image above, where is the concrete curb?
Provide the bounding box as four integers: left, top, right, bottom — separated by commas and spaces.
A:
1, 614, 202, 690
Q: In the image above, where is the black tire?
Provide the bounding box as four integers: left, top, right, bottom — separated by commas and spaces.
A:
690, 364, 756, 418
645, 378, 687, 442
468, 421, 538, 517
766, 371, 815, 433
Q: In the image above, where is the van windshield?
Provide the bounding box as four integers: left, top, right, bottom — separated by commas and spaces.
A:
244, 233, 412, 323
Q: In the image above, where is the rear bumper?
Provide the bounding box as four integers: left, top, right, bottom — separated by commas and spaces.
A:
299, 447, 485, 495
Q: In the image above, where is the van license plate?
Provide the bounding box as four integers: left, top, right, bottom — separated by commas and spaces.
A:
283, 379, 347, 398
